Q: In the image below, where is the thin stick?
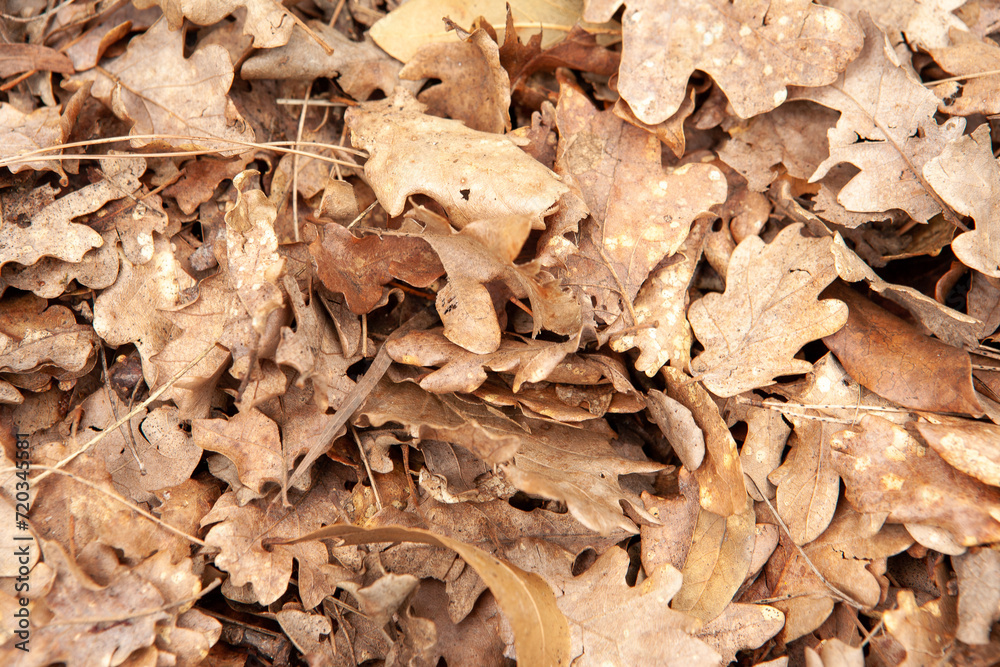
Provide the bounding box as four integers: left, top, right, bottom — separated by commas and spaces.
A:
285, 9, 334, 55
100, 344, 146, 475
20, 466, 207, 546
346, 199, 379, 229
736, 396, 913, 413
292, 83, 314, 242
329, 0, 349, 27
277, 98, 351, 107
926, 68, 1000, 86
972, 364, 1000, 372
32, 341, 220, 485
351, 426, 383, 511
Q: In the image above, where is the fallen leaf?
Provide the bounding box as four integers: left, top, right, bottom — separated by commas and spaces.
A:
688, 223, 848, 397
831, 415, 1000, 546
0, 43, 74, 77
952, 547, 1000, 645
794, 15, 966, 223
826, 0, 969, 49
930, 29, 1000, 116
346, 90, 571, 228
133, 0, 295, 49
593, 0, 862, 123
884, 589, 958, 667
645, 389, 705, 471
914, 417, 1000, 488
695, 602, 785, 664
924, 124, 1000, 278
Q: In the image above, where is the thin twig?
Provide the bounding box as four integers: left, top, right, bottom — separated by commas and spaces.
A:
925, 68, 1000, 86
292, 83, 314, 242
99, 344, 145, 475
45, 579, 221, 627
351, 426, 383, 511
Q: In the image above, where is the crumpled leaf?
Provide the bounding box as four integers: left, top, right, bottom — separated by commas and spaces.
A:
241, 20, 404, 100
311, 221, 445, 315
646, 389, 705, 471
826, 0, 969, 50
688, 223, 848, 397
794, 15, 966, 223
588, 0, 863, 123
0, 103, 69, 181
556, 81, 727, 323
832, 415, 1000, 546
346, 90, 571, 228
133, 0, 295, 49
884, 589, 958, 667
224, 171, 285, 334
79, 18, 255, 155
282, 523, 572, 667
695, 602, 785, 664
924, 125, 1000, 278
0, 293, 98, 384
193, 408, 284, 498
400, 21, 512, 133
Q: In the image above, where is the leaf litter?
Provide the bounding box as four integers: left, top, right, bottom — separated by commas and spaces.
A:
1, 1, 1000, 666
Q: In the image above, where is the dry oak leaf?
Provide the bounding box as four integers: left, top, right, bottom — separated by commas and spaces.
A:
241, 20, 404, 100
662, 366, 747, 517
695, 602, 785, 664
193, 408, 284, 498
884, 589, 958, 667
0, 541, 170, 667
346, 90, 571, 228
583, 0, 862, 123
0, 103, 69, 182
793, 14, 966, 223
0, 293, 98, 382
310, 221, 445, 315
688, 223, 848, 397
284, 523, 571, 667
0, 157, 149, 271
80, 18, 255, 155
386, 327, 582, 394
225, 171, 285, 334
202, 474, 356, 608
826, 0, 969, 50
822, 282, 983, 416
556, 81, 727, 322
517, 544, 722, 666
405, 208, 581, 354
915, 416, 1000, 488
832, 415, 1000, 546
133, 0, 294, 49
924, 125, 1000, 278
930, 29, 1000, 116
953, 547, 1000, 645
400, 22, 512, 134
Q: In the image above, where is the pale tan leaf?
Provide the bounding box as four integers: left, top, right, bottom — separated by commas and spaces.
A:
133, 0, 295, 49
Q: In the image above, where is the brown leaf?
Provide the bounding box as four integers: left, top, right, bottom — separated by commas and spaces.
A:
0, 103, 70, 181
915, 416, 1000, 487
826, 0, 970, 50
793, 15, 965, 223
346, 90, 571, 228
689, 224, 848, 397
695, 602, 785, 664
594, 0, 862, 123
924, 125, 1000, 278
646, 389, 705, 470
884, 589, 958, 667
133, 0, 295, 49
671, 495, 755, 622
640, 472, 701, 573
822, 283, 983, 416
0, 43, 74, 77
831, 415, 1000, 546
283, 523, 572, 667
0, 293, 98, 384
241, 20, 404, 100
661, 366, 747, 517
930, 29, 1000, 116
953, 547, 1000, 645
556, 81, 726, 321
193, 408, 284, 497
739, 405, 791, 502
81, 18, 255, 155
400, 23, 512, 133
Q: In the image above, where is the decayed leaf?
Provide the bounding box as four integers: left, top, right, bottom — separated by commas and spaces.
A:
556, 82, 726, 321
0, 103, 69, 181
371, 0, 612, 63
832, 415, 1000, 546
193, 408, 283, 498
241, 20, 403, 100
953, 547, 1000, 645
661, 366, 746, 517
386, 328, 583, 394
81, 18, 255, 154
400, 22, 512, 133
202, 472, 356, 607
695, 602, 785, 664
591, 0, 862, 123
346, 90, 571, 228
822, 283, 983, 416
794, 15, 966, 223
283, 523, 572, 667
224, 171, 285, 334
133, 0, 294, 49
884, 589, 958, 667
915, 416, 1000, 488
0, 293, 98, 383
646, 389, 705, 471
405, 208, 581, 354
688, 223, 848, 397
609, 218, 709, 375
532, 545, 722, 666
671, 495, 755, 623
924, 125, 1000, 278
930, 29, 1000, 116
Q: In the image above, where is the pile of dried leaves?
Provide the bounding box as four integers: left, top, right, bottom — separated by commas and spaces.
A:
1, 0, 1000, 665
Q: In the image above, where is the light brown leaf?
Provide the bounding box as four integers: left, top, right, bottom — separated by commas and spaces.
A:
81, 18, 255, 155
832, 415, 1000, 546
924, 124, 1000, 278
282, 523, 572, 667
884, 589, 958, 667
193, 408, 284, 497
688, 223, 848, 397
826, 0, 969, 50
915, 417, 1000, 488
592, 0, 862, 123
695, 602, 785, 665
646, 389, 705, 471
133, 0, 295, 49
953, 547, 1000, 645
346, 90, 571, 228
930, 29, 1000, 116
793, 15, 966, 223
